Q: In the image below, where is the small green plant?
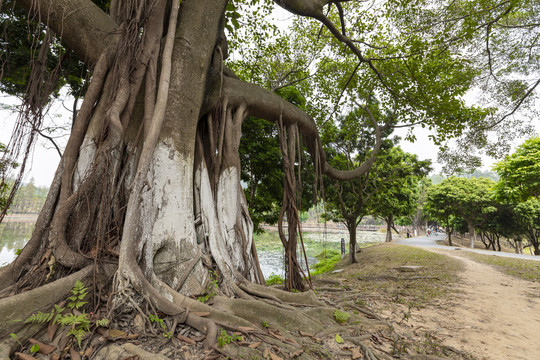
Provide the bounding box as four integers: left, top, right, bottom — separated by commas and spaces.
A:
197, 271, 218, 303
333, 309, 351, 324
24, 280, 108, 348
9, 333, 21, 347
149, 314, 171, 339
30, 343, 40, 355
266, 272, 284, 286
67, 280, 88, 309
217, 328, 241, 347
262, 320, 269, 328
335, 334, 344, 344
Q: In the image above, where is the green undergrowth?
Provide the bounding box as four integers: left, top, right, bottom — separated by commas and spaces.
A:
327, 243, 464, 308
311, 249, 342, 275
460, 252, 540, 282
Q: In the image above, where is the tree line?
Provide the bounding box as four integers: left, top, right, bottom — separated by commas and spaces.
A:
425, 137, 540, 255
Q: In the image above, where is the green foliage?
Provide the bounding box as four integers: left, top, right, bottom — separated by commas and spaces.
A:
24, 281, 108, 348
30, 343, 39, 354
311, 250, 342, 275
217, 328, 242, 347
0, 0, 91, 99
333, 309, 351, 324
266, 272, 284, 286
197, 271, 218, 303
25, 304, 65, 325
494, 137, 540, 202
261, 320, 269, 328
58, 313, 91, 347
67, 280, 88, 309
425, 176, 496, 235
335, 334, 343, 344
149, 314, 171, 339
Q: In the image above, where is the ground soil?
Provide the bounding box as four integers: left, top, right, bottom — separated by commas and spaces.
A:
6, 244, 540, 360
377, 248, 540, 360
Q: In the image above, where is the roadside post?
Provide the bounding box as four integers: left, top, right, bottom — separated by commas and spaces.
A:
341, 238, 345, 259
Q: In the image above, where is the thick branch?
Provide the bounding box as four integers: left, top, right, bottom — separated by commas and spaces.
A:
16, 0, 117, 68
215, 76, 382, 181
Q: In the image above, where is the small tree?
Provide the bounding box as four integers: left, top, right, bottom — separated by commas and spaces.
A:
369, 147, 431, 242
427, 177, 495, 248
493, 137, 540, 202
323, 105, 394, 263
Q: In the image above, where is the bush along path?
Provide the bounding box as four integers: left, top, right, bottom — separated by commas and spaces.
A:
1, 243, 482, 360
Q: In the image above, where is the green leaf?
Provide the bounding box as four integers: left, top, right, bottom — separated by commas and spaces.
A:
335, 334, 343, 344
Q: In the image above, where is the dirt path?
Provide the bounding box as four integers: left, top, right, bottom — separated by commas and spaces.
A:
406, 250, 540, 360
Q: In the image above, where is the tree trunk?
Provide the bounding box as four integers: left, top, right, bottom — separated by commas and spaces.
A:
348, 219, 357, 264
467, 221, 476, 248
446, 226, 453, 246
385, 215, 393, 242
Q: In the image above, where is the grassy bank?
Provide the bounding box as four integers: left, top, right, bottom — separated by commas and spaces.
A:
460, 252, 540, 282
319, 243, 464, 308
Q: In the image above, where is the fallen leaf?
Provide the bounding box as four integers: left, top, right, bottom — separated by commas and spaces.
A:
14, 353, 37, 360
190, 334, 206, 342
269, 330, 286, 341
47, 321, 59, 342
299, 331, 313, 337
192, 311, 210, 317
248, 341, 261, 349
69, 347, 81, 360
290, 349, 303, 357
108, 329, 127, 339
83, 346, 94, 358
284, 337, 299, 346
28, 339, 55, 355
263, 348, 270, 358
238, 326, 257, 332
335, 334, 344, 344
352, 347, 364, 359
202, 355, 220, 360
269, 353, 283, 360
177, 334, 196, 345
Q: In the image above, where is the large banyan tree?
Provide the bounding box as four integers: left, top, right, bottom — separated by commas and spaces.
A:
0, 0, 532, 356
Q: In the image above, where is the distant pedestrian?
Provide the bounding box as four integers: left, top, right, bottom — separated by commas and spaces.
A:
406, 230, 410, 238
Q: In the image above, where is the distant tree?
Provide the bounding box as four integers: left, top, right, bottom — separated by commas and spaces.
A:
322, 105, 394, 263
513, 199, 540, 255
426, 177, 496, 248
369, 147, 431, 242
493, 137, 540, 203
408, 177, 432, 236
425, 182, 459, 246
0, 143, 18, 212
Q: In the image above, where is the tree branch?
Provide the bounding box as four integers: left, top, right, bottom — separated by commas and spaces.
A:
215, 75, 383, 181
16, 0, 117, 68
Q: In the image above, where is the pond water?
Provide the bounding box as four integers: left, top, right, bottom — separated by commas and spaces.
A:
255, 230, 385, 279
0, 222, 386, 281
0, 221, 34, 267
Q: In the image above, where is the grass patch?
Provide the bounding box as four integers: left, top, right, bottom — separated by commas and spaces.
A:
311, 250, 342, 275
330, 243, 464, 308
460, 252, 540, 282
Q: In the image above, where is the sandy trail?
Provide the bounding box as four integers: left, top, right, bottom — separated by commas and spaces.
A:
406, 250, 540, 360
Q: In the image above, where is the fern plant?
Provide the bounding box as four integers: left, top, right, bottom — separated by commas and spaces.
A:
24, 280, 108, 348
67, 280, 88, 309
